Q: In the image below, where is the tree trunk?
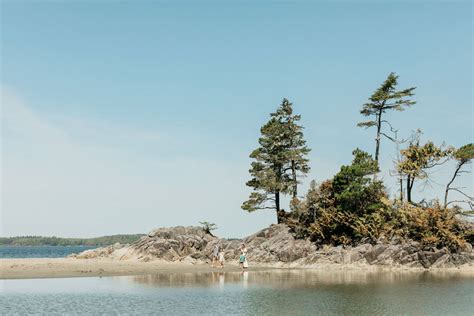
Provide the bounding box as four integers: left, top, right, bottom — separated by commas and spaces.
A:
275, 191, 280, 223
406, 175, 412, 203
394, 130, 403, 203
399, 176, 404, 202
291, 160, 297, 198
444, 162, 463, 208
372, 109, 383, 182
374, 109, 383, 162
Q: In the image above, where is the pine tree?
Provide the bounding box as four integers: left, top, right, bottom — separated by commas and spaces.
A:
358, 73, 416, 162
242, 117, 292, 220
242, 99, 310, 222
272, 99, 311, 198
332, 149, 384, 214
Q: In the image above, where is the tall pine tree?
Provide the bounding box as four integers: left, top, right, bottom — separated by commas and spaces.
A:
242, 99, 310, 222
358, 72, 416, 162
272, 99, 311, 198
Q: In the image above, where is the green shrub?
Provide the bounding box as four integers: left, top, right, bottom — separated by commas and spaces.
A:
284, 149, 470, 252
386, 200, 468, 251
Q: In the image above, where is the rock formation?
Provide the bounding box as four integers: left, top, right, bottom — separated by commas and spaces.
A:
70, 224, 473, 269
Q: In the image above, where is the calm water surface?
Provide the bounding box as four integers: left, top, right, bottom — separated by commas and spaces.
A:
0, 246, 97, 258
1, 270, 473, 315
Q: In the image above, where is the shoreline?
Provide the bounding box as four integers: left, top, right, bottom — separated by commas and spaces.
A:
1, 258, 473, 280
0, 258, 267, 280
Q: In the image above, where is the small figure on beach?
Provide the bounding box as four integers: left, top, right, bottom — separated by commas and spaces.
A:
218, 251, 225, 268
211, 244, 219, 267
239, 244, 248, 269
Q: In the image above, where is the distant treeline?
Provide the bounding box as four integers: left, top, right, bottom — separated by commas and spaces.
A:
0, 234, 145, 246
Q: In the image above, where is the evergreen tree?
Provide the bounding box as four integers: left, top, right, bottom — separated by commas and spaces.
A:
332, 149, 384, 214
242, 98, 310, 222
358, 73, 416, 162
242, 117, 291, 220
272, 99, 311, 198
199, 221, 218, 236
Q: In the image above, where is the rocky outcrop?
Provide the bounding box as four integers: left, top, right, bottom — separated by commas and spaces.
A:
70, 242, 128, 260
241, 224, 317, 264
70, 224, 473, 269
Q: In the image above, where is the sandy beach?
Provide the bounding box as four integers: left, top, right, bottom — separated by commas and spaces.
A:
1, 258, 473, 280
0, 258, 256, 279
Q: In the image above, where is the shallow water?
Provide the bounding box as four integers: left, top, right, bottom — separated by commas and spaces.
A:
0, 246, 97, 258
1, 270, 473, 315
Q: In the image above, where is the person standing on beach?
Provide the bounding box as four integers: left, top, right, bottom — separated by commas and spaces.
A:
211, 244, 219, 267
242, 245, 249, 269
218, 250, 225, 269
239, 244, 248, 269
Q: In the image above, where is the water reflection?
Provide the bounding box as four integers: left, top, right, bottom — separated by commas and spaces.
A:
2, 270, 472, 315
130, 269, 474, 289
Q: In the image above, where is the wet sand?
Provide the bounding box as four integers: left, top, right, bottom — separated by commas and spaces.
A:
1, 258, 473, 280
0, 258, 249, 279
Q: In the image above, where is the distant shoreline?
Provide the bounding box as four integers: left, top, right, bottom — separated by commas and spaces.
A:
1, 258, 473, 280
0, 245, 97, 247
0, 235, 144, 247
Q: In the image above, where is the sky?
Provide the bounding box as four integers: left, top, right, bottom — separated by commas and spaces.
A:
1, 0, 472, 238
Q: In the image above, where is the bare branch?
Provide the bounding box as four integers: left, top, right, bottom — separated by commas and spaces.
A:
424, 157, 450, 169
380, 120, 397, 132
448, 188, 473, 200
380, 132, 397, 142
446, 200, 474, 211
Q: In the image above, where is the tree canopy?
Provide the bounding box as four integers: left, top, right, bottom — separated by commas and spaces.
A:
358, 72, 416, 162
332, 149, 384, 214
242, 98, 310, 222
397, 137, 451, 203
242, 75, 471, 251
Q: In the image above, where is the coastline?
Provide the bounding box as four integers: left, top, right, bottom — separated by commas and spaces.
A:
1, 258, 473, 280
0, 258, 260, 279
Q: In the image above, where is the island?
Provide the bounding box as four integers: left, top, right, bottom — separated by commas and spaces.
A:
2, 73, 473, 279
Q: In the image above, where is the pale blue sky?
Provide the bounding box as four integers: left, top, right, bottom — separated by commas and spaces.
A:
1, 1, 472, 238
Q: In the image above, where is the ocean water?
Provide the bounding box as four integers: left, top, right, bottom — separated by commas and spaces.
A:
1, 270, 473, 315
0, 246, 97, 258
